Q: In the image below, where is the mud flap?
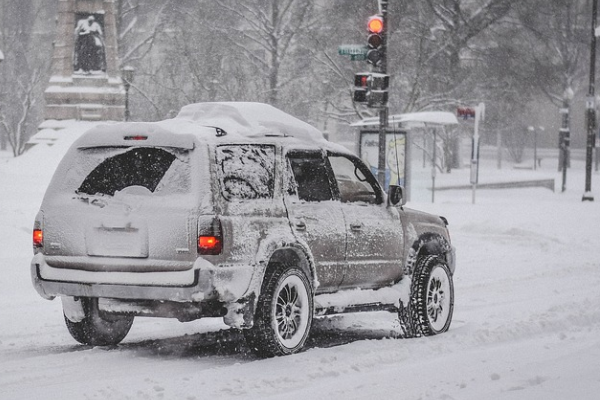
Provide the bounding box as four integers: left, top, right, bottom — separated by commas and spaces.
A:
223, 293, 256, 329
396, 274, 420, 338
61, 296, 85, 322
397, 298, 418, 338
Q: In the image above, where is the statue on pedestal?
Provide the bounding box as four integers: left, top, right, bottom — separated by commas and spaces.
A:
74, 15, 106, 74
44, 0, 125, 122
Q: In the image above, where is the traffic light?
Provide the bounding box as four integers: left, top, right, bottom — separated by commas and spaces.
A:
366, 15, 384, 66
353, 72, 370, 103
368, 72, 389, 108
559, 128, 570, 149
353, 72, 389, 108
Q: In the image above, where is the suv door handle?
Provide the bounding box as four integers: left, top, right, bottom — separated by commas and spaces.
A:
294, 219, 307, 231
350, 222, 363, 231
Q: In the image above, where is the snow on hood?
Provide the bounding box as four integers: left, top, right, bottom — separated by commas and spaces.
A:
175, 102, 327, 143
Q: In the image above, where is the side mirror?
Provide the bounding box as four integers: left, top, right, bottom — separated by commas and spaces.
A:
388, 185, 406, 207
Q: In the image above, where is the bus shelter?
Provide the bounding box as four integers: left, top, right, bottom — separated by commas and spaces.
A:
351, 112, 458, 202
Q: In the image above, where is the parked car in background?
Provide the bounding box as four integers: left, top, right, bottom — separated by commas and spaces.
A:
31, 102, 455, 357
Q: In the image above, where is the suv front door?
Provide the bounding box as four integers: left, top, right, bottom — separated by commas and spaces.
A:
327, 153, 404, 290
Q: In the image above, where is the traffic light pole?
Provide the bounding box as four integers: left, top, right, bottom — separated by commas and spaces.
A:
376, 0, 389, 189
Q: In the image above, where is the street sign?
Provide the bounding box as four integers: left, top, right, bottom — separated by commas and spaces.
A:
457, 107, 476, 120
338, 45, 368, 56
586, 95, 596, 109
350, 54, 367, 61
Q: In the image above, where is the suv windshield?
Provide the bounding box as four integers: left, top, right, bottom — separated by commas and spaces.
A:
77, 147, 189, 197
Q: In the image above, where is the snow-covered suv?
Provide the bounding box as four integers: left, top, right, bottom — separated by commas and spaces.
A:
31, 102, 455, 357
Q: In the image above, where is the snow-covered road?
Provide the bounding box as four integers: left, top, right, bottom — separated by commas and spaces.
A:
1, 125, 599, 399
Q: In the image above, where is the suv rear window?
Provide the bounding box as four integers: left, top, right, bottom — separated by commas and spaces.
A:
77, 147, 189, 196
216, 145, 275, 200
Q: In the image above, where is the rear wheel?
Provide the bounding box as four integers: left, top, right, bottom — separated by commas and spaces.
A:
244, 264, 313, 357
64, 297, 134, 346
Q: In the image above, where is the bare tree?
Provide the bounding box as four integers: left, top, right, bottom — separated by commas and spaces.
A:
0, 0, 53, 156
211, 0, 316, 107
517, 1, 588, 106
424, 0, 513, 82
387, 0, 516, 170
1, 68, 45, 156
514, 1, 588, 167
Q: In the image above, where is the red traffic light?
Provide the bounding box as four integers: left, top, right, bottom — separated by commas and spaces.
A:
368, 15, 384, 34
354, 73, 370, 88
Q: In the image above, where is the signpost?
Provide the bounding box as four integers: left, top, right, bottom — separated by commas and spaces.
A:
457, 103, 485, 204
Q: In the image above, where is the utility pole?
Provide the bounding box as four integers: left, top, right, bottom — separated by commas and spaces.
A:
583, 0, 597, 201
345, 1, 392, 190
348, 2, 391, 188
377, 0, 389, 188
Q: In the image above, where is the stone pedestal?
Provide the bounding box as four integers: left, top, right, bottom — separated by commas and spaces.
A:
44, 0, 124, 121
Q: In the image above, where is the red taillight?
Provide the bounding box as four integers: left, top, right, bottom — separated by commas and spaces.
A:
198, 217, 223, 255
198, 236, 222, 255
33, 229, 43, 247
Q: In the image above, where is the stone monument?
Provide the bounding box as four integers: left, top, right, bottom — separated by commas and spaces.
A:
44, 0, 124, 121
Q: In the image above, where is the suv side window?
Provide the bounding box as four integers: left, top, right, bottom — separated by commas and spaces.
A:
216, 144, 275, 200
328, 154, 382, 204
287, 152, 334, 202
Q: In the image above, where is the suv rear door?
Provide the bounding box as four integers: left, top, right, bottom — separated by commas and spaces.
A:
41, 145, 197, 273
284, 150, 346, 292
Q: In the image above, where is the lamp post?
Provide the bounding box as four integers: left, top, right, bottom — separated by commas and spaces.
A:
0, 49, 5, 151
583, 0, 597, 201
122, 66, 134, 122
559, 87, 574, 192
528, 126, 535, 170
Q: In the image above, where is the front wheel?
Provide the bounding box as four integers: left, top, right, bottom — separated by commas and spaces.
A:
399, 256, 454, 337
64, 297, 134, 346
244, 264, 314, 357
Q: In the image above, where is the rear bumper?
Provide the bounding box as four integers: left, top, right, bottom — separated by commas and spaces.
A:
30, 253, 255, 303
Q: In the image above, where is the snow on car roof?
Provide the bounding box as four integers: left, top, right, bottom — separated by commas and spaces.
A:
174, 102, 327, 143
72, 102, 331, 150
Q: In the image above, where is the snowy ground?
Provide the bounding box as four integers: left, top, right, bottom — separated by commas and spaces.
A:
1, 123, 599, 400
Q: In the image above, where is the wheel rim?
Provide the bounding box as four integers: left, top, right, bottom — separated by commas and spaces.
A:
426, 265, 452, 332
273, 274, 310, 349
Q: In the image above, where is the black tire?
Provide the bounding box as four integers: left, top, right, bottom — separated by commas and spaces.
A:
398, 256, 454, 337
64, 297, 134, 346
244, 264, 314, 357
